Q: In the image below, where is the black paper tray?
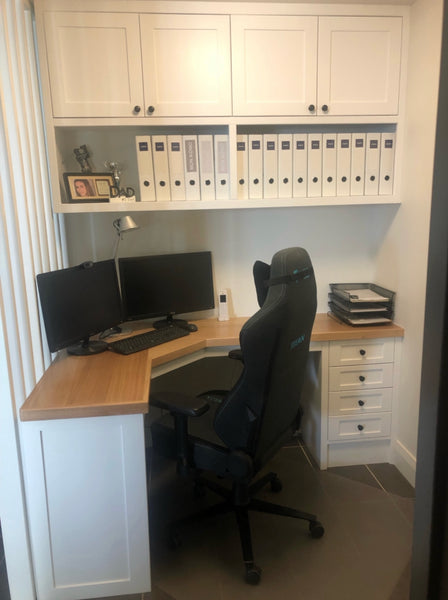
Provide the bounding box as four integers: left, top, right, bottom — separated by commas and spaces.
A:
329, 283, 395, 305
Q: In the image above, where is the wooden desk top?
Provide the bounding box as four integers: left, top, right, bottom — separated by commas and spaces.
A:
20, 314, 404, 422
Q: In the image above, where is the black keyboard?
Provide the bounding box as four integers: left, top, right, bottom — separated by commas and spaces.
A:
108, 326, 190, 355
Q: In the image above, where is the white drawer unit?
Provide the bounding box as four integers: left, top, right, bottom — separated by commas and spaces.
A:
324, 337, 397, 467
328, 412, 392, 441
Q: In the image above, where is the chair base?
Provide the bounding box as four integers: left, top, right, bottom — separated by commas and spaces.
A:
166, 471, 324, 584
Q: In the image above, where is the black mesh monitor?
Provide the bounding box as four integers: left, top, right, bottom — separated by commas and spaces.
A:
118, 251, 215, 328
36, 260, 123, 355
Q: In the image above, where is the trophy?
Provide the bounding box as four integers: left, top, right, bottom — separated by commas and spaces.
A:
73, 144, 93, 173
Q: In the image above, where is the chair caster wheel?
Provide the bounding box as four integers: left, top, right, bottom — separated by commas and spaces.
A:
309, 520, 325, 539
270, 476, 283, 493
245, 564, 262, 585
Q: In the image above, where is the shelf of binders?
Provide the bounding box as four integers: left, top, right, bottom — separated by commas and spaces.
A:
52, 124, 399, 212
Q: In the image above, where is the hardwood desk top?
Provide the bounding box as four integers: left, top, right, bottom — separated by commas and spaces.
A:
20, 314, 404, 422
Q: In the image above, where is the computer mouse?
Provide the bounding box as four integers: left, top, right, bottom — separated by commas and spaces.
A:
187, 323, 198, 332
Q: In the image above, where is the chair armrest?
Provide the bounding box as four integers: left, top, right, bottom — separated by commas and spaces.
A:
151, 390, 209, 417
228, 348, 243, 361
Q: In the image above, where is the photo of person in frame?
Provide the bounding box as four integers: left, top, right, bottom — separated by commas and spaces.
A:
74, 178, 95, 197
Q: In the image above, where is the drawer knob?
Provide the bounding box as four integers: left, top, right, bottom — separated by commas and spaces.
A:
357, 424, 364, 431
358, 400, 365, 407
308, 104, 315, 112
321, 104, 329, 112
133, 105, 141, 114
359, 375, 366, 382
147, 105, 155, 114
359, 349, 366, 356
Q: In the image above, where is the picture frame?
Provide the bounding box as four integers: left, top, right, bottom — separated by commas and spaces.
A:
63, 172, 114, 203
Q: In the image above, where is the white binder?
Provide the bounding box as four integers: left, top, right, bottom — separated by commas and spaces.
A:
214, 134, 230, 200
322, 134, 337, 197
263, 134, 278, 199
248, 134, 263, 199
278, 133, 293, 198
364, 132, 381, 195
151, 135, 171, 202
307, 133, 322, 197
198, 134, 215, 201
183, 135, 201, 201
336, 134, 351, 197
135, 135, 156, 202
167, 135, 186, 201
379, 132, 396, 195
236, 134, 249, 200
292, 134, 308, 198
351, 133, 366, 196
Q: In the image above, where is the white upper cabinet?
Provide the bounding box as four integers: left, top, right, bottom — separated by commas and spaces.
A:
44, 12, 144, 118
231, 16, 318, 116
140, 14, 232, 117
317, 17, 403, 116
231, 15, 402, 117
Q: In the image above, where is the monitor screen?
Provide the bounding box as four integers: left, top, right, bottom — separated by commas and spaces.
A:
118, 251, 215, 327
37, 259, 123, 355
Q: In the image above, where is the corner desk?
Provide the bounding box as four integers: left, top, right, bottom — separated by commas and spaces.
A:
20, 314, 403, 600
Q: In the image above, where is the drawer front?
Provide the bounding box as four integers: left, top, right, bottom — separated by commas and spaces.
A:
328, 413, 392, 441
329, 388, 393, 416
329, 338, 395, 366
329, 363, 394, 392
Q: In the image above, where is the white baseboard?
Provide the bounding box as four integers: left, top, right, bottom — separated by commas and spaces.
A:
392, 439, 416, 487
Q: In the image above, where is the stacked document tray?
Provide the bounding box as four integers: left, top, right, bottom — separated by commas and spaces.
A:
328, 283, 395, 326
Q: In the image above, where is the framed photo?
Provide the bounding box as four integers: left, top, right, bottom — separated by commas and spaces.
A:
63, 173, 114, 203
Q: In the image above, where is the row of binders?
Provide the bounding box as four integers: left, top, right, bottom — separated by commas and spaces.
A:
135, 131, 396, 202
237, 132, 395, 199
136, 134, 230, 202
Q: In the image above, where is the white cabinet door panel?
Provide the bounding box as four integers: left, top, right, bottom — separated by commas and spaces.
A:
317, 17, 402, 115
44, 12, 144, 117
328, 412, 392, 441
329, 363, 394, 391
231, 15, 318, 116
140, 14, 232, 117
329, 338, 395, 366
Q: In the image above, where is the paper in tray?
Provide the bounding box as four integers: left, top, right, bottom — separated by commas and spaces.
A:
329, 283, 395, 305
328, 304, 393, 327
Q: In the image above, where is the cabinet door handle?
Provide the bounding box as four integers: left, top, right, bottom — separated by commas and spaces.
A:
147, 105, 155, 114
357, 424, 364, 431
359, 375, 366, 382
133, 105, 141, 114
321, 104, 329, 112
359, 349, 366, 356
358, 400, 365, 407
308, 104, 315, 112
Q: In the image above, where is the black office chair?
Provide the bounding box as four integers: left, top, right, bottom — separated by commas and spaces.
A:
150, 247, 324, 584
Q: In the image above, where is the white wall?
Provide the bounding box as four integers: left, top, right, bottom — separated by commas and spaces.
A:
64, 203, 398, 316
375, 0, 443, 484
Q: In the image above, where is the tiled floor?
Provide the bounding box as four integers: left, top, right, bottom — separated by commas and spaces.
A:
144, 439, 414, 600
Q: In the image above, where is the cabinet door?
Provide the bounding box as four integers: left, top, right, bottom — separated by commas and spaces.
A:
44, 12, 144, 118
231, 16, 318, 116
317, 17, 402, 116
140, 14, 231, 117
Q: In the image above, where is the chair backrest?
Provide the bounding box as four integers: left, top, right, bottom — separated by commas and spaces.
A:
214, 247, 317, 469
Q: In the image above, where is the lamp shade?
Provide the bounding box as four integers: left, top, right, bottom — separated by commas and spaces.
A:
113, 216, 139, 235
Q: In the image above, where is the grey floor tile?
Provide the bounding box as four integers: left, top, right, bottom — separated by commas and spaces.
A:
368, 463, 415, 498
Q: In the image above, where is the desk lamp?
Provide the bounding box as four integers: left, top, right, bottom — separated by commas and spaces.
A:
113, 215, 139, 260
101, 216, 139, 340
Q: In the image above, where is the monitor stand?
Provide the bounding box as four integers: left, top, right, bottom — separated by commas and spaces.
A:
153, 313, 188, 330
67, 338, 108, 356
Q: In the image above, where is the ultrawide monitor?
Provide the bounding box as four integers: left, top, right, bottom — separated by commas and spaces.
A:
118, 251, 215, 327
37, 259, 123, 355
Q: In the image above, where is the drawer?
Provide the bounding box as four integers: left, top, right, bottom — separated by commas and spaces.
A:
329, 388, 393, 416
329, 363, 394, 392
329, 338, 395, 366
328, 412, 392, 441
